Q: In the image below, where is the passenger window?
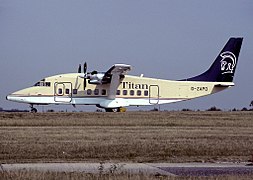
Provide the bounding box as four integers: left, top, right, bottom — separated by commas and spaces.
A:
117, 90, 120, 95
144, 90, 149, 96
137, 90, 141, 96
123, 90, 127, 95
65, 88, 70, 94
58, 88, 63, 95
73, 89, 78, 94
94, 89, 99, 95
87, 89, 92, 95
130, 90, 134, 96
102, 89, 106, 95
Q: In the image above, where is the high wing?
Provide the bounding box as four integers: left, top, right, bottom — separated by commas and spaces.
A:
104, 64, 132, 99
103, 64, 132, 80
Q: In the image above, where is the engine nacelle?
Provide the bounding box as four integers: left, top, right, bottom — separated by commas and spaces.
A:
79, 71, 112, 84
87, 72, 105, 85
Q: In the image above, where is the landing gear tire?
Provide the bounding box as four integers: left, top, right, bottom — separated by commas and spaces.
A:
105, 107, 126, 112
30, 104, 37, 113
31, 108, 37, 113
105, 108, 117, 112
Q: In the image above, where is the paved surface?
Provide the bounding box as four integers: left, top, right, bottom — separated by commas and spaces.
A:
156, 162, 253, 176
1, 162, 253, 176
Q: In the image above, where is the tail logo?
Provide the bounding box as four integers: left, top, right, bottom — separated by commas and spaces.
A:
220, 51, 237, 74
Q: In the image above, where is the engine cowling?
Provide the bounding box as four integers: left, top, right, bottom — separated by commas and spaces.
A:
79, 70, 112, 85
88, 72, 105, 84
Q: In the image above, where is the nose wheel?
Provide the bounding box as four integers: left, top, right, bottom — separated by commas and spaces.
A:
30, 105, 38, 113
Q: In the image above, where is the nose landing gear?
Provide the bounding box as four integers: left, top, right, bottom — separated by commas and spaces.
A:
30, 104, 37, 113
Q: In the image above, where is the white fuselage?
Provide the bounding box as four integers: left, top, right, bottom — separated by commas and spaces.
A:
6, 73, 233, 109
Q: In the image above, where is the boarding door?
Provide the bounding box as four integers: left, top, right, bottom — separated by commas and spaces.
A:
149, 85, 159, 104
54, 82, 72, 103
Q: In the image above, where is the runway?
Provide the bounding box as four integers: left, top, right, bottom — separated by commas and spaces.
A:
1, 162, 253, 176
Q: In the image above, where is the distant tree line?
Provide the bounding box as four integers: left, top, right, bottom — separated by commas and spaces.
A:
0, 107, 29, 112
1, 106, 253, 113
155, 106, 253, 112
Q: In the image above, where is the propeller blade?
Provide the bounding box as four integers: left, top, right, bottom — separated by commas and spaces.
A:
83, 62, 87, 90
78, 64, 81, 73
83, 62, 87, 74
83, 78, 87, 90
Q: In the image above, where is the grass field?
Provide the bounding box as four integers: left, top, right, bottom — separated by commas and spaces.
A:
0, 111, 253, 164
1, 111, 253, 179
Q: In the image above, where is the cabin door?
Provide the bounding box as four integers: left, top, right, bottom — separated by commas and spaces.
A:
54, 82, 72, 103
149, 85, 159, 104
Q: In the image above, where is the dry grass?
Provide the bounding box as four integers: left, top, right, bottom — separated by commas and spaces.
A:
0, 111, 253, 163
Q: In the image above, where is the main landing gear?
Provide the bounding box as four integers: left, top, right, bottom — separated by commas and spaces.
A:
105, 107, 126, 112
30, 104, 37, 113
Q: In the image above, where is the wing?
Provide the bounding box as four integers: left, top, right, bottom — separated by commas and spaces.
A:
104, 64, 132, 99
104, 64, 131, 77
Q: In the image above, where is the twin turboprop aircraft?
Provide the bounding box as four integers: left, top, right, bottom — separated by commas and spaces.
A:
6, 37, 243, 112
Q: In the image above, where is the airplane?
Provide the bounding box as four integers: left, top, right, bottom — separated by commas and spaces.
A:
6, 37, 243, 112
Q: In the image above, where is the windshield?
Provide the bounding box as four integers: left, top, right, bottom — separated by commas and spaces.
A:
34, 79, 51, 87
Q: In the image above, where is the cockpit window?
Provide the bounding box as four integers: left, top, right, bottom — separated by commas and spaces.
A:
34, 81, 51, 87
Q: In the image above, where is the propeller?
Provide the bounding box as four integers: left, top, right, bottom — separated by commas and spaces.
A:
78, 64, 81, 73
77, 62, 88, 90
83, 62, 87, 90
83, 62, 87, 74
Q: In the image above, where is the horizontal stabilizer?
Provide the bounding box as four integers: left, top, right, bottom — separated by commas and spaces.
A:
214, 83, 234, 87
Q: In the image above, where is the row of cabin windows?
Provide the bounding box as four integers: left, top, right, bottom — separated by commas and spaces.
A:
58, 88, 77, 95
117, 90, 149, 96
58, 88, 73, 95
58, 88, 106, 95
58, 88, 149, 96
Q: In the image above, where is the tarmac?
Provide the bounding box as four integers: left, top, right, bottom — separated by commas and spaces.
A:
1, 162, 253, 176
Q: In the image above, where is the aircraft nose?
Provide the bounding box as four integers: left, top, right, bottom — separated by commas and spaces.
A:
6, 94, 16, 102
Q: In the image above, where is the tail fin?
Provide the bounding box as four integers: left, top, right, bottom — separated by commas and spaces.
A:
183, 37, 243, 82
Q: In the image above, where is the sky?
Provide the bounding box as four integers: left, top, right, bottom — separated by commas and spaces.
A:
1, 0, 253, 112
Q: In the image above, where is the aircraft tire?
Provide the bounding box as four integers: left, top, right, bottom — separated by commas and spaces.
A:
105, 108, 120, 112
31, 108, 37, 113
105, 107, 126, 112
105, 108, 112, 112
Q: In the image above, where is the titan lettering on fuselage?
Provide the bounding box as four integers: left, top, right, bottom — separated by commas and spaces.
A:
122, 82, 149, 90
